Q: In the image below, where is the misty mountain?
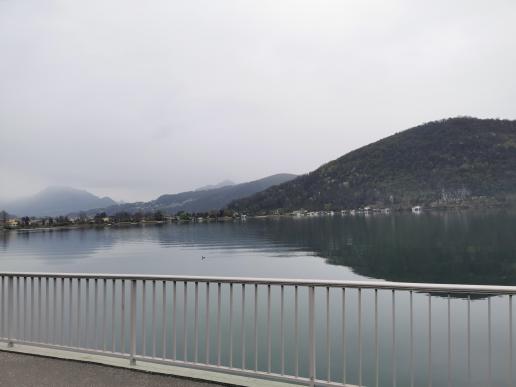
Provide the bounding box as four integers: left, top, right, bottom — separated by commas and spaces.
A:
195, 180, 235, 191
229, 117, 516, 213
3, 187, 117, 217
92, 174, 296, 216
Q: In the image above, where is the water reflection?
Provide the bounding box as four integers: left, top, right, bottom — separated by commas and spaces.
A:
263, 211, 516, 285
1, 211, 516, 285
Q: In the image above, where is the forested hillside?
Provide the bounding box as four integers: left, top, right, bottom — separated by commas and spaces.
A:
229, 117, 516, 213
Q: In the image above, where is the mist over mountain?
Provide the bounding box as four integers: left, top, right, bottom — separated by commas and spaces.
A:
3, 187, 117, 217
86, 173, 296, 216
229, 117, 516, 213
195, 180, 235, 191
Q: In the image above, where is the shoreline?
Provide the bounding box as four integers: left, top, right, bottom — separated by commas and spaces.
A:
3, 205, 515, 233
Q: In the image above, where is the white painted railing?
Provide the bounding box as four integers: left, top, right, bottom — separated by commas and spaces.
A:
0, 272, 515, 387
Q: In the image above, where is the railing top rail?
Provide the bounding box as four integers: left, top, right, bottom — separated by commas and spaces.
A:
0, 271, 515, 294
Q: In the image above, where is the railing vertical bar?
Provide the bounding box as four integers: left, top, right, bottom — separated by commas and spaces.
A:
217, 283, 221, 366
77, 278, 81, 348
254, 284, 258, 371
410, 290, 414, 387
130, 279, 136, 365
1, 276, 5, 339
342, 287, 346, 384
111, 279, 116, 352
194, 282, 199, 362
241, 284, 246, 370
267, 284, 271, 374
3, 276, 6, 340
173, 281, 177, 360
358, 288, 362, 387
0, 275, 2, 338
121, 279, 125, 354
16, 277, 20, 342
280, 285, 285, 375
0, 276, 3, 339
19, 277, 22, 341
509, 294, 513, 386
308, 286, 315, 387
488, 297, 492, 387
510, 295, 513, 387
447, 294, 451, 387
4, 276, 7, 341
1, 276, 4, 340
162, 280, 167, 359
68, 278, 72, 347
19, 277, 22, 340
31, 277, 35, 342
295, 285, 299, 378
376, 289, 379, 387
1, 276, 3, 340
229, 283, 234, 368
7, 276, 13, 346
60, 278, 64, 346
142, 280, 146, 357
428, 294, 432, 387
392, 290, 396, 387
85, 278, 90, 347
24, 277, 27, 341
183, 281, 188, 362
94, 279, 98, 349
103, 279, 107, 351
23, 277, 26, 341
53, 277, 56, 344
326, 286, 330, 382
467, 295, 471, 387
152, 280, 156, 358
38, 277, 42, 344
205, 282, 210, 364
45, 277, 49, 343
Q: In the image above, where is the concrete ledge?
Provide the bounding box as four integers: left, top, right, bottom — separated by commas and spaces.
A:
0, 342, 302, 387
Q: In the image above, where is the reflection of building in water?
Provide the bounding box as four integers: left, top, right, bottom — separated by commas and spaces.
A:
411, 205, 422, 213
0, 230, 11, 251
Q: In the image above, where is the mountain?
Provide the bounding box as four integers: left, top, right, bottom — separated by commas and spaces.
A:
195, 180, 235, 191
4, 187, 117, 217
92, 173, 296, 215
229, 117, 516, 213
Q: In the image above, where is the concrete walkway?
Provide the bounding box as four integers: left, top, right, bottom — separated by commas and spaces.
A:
0, 351, 220, 387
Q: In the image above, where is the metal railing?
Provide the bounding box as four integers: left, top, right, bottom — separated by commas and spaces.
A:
0, 272, 515, 387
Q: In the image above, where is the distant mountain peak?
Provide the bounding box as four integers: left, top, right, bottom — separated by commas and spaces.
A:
5, 186, 117, 217
83, 173, 297, 216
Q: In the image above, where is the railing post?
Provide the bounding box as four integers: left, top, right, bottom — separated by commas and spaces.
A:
130, 279, 137, 365
309, 286, 315, 387
7, 276, 13, 347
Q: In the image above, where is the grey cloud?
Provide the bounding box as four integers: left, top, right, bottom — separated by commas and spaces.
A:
1, 0, 515, 202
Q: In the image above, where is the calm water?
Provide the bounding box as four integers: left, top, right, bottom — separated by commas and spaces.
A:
1, 212, 516, 387
2, 211, 516, 284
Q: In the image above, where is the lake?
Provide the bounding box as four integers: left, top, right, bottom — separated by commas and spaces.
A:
1, 211, 515, 387
2, 210, 516, 284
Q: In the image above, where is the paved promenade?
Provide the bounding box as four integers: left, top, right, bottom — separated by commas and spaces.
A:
0, 351, 220, 387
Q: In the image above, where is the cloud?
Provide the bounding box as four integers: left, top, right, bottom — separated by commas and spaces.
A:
1, 0, 515, 202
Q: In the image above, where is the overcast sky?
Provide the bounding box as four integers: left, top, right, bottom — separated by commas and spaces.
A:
1, 0, 515, 202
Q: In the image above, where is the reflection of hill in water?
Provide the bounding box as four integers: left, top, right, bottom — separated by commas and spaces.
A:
254, 212, 516, 285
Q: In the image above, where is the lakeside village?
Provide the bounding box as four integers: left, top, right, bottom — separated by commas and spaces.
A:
0, 205, 424, 231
